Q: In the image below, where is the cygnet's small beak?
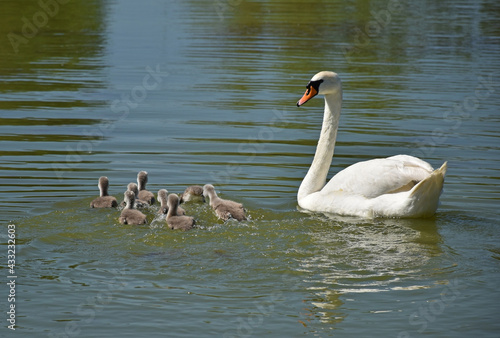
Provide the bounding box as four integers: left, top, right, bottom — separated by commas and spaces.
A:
297, 86, 318, 107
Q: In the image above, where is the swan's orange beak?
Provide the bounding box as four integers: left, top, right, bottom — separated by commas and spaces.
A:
297, 86, 318, 107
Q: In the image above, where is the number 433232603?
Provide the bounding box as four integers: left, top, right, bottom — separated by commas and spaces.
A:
7, 224, 16, 275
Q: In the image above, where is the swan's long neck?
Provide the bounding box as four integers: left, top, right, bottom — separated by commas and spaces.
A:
298, 90, 342, 202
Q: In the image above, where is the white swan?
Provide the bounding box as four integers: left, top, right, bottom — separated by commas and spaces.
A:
296, 71, 447, 218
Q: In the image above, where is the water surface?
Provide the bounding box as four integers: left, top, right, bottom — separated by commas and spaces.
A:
1, 0, 499, 336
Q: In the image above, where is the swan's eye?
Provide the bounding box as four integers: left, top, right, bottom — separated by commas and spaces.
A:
310, 79, 324, 91
305, 80, 323, 96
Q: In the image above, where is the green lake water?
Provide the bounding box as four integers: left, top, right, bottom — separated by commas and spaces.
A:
1, 0, 499, 336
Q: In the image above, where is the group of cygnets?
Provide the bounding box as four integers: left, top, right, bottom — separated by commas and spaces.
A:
90, 171, 247, 230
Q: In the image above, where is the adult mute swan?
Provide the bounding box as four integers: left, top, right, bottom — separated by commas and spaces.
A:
296, 71, 447, 218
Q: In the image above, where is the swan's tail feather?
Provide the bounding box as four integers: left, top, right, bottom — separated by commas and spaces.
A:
408, 162, 447, 217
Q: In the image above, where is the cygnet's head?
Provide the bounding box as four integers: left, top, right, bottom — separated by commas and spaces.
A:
97, 176, 109, 194
97, 176, 109, 188
127, 183, 139, 196
124, 190, 135, 206
137, 171, 148, 186
157, 189, 168, 204
297, 71, 341, 106
202, 184, 216, 199
167, 194, 180, 209
180, 185, 204, 203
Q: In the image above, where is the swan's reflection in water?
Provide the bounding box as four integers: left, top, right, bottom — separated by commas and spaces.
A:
296, 215, 442, 327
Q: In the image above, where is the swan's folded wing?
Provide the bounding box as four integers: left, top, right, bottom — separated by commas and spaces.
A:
322, 155, 434, 198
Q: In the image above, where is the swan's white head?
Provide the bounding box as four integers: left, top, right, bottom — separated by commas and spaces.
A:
297, 71, 341, 107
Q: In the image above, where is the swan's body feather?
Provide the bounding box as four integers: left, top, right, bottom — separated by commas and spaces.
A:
323, 155, 433, 198
300, 161, 447, 218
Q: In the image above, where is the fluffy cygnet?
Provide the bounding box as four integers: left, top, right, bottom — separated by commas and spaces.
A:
90, 176, 118, 208
119, 190, 147, 225
202, 184, 246, 221
120, 183, 148, 208
157, 189, 185, 215
179, 185, 205, 203
137, 171, 155, 205
166, 194, 195, 231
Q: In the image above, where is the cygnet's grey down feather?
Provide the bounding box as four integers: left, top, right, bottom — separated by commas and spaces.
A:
166, 194, 195, 231
119, 190, 147, 225
203, 184, 246, 221
90, 176, 118, 208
